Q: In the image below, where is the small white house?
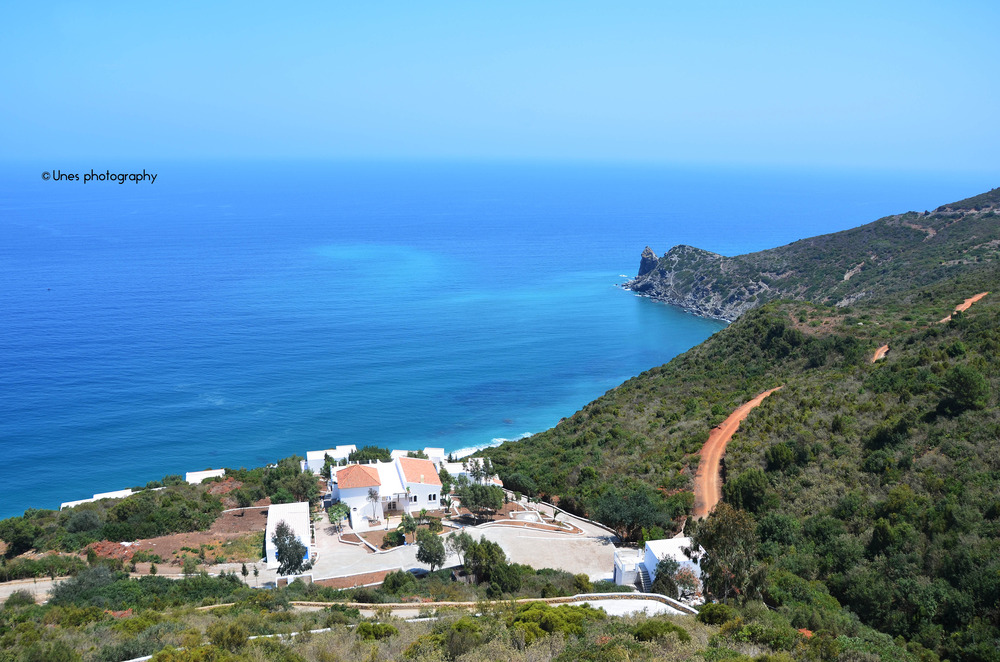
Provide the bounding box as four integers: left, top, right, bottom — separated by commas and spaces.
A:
644, 538, 702, 584
614, 537, 703, 594
265, 502, 312, 571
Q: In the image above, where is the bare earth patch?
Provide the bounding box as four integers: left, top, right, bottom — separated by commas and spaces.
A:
126, 507, 269, 567
314, 570, 394, 589
939, 292, 989, 323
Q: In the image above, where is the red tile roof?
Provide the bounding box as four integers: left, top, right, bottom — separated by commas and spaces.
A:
336, 464, 380, 489
397, 457, 442, 486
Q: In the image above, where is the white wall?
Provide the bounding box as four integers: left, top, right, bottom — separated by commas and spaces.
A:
402, 482, 441, 513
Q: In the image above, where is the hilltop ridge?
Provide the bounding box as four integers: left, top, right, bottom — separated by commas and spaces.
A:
625, 189, 1000, 321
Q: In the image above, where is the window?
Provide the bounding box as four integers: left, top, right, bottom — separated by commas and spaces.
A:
411, 495, 417, 503
428, 494, 437, 501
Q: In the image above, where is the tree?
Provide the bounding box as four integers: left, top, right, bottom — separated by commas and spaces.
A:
182, 555, 198, 576
416, 529, 446, 571
723, 468, 771, 513
234, 489, 253, 513
271, 519, 311, 576
252, 565, 259, 587
399, 513, 417, 543
591, 486, 664, 543
367, 487, 380, 521
942, 364, 990, 412
241, 563, 249, 583
456, 483, 504, 523
650, 557, 680, 597
439, 466, 453, 495
693, 502, 764, 603
348, 446, 392, 463
447, 530, 474, 567
464, 536, 507, 584
0, 517, 40, 558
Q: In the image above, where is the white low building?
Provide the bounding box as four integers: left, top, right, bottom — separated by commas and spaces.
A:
61, 488, 135, 510
302, 445, 358, 473
265, 502, 312, 571
440, 459, 503, 490
614, 537, 703, 594
185, 469, 226, 484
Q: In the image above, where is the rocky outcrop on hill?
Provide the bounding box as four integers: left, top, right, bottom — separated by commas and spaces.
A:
627, 245, 771, 321
625, 191, 1000, 321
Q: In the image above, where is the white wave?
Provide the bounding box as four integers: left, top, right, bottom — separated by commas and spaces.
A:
452, 432, 533, 459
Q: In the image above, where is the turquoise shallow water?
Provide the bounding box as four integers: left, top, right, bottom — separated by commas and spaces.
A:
0, 161, 990, 518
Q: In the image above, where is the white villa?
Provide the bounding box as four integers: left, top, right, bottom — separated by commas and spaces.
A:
614, 536, 703, 594
265, 501, 312, 571
330, 456, 442, 530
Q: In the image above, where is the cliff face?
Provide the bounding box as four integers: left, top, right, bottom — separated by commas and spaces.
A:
625, 194, 1000, 321
628, 246, 769, 321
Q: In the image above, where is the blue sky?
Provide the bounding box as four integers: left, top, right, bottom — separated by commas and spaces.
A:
2, 1, 998, 171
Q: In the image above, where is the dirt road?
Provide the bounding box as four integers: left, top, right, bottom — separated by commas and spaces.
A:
692, 387, 783, 519
939, 292, 989, 323
871, 344, 889, 363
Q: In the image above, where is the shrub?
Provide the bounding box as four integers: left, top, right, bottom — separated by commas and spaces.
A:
381, 569, 417, 595
632, 618, 691, 642
698, 602, 738, 625
356, 622, 398, 640
3, 589, 35, 608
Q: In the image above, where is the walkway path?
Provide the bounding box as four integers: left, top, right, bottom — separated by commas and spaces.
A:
692, 387, 783, 519
939, 292, 989, 323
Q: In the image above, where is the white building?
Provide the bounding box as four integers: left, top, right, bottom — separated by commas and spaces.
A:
265, 502, 312, 571
61, 488, 135, 510
330, 456, 443, 530
185, 469, 226, 484
302, 445, 358, 473
614, 537, 703, 594
390, 447, 447, 467
439, 459, 503, 489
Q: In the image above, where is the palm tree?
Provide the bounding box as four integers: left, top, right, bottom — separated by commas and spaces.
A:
367, 487, 380, 521
399, 513, 418, 543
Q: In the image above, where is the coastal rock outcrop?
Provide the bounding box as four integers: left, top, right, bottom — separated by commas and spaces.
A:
624, 194, 1000, 322
637, 246, 659, 277
626, 245, 771, 321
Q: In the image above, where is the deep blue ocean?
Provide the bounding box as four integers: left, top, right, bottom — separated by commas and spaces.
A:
0, 161, 991, 518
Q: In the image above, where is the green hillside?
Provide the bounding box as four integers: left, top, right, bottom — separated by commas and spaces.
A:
482, 193, 1000, 660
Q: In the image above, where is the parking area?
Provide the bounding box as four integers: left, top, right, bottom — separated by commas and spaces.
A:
303, 507, 619, 584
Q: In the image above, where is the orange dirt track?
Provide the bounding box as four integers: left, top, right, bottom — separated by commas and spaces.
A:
939, 292, 989, 323
871, 344, 889, 363
692, 387, 783, 520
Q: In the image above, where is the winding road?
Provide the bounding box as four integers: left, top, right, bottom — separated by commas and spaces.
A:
692, 387, 783, 519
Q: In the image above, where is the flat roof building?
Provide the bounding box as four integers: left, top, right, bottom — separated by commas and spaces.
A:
265, 502, 312, 572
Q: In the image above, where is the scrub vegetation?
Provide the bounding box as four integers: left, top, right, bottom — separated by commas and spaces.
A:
483, 194, 1000, 660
